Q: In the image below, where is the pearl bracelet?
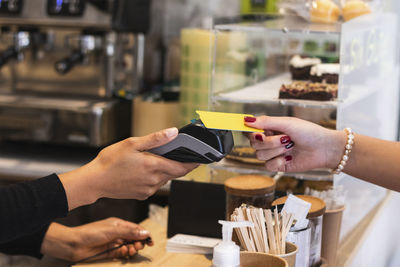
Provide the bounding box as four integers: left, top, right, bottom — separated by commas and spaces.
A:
333, 128, 354, 174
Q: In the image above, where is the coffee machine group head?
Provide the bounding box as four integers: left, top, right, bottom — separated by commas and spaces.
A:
0, 27, 49, 69
54, 30, 104, 75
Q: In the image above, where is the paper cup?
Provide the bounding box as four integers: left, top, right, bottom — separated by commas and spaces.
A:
240, 252, 288, 267
275, 242, 298, 267
321, 206, 345, 267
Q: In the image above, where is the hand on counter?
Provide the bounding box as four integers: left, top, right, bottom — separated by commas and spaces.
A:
41, 217, 153, 262
59, 128, 199, 211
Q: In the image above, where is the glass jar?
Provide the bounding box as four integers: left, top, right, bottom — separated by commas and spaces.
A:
224, 175, 276, 220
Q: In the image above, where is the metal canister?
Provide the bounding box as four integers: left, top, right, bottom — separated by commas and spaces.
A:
273, 195, 326, 267
286, 224, 312, 267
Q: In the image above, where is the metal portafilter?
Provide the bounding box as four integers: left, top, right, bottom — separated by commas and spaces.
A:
54, 51, 85, 75
0, 47, 18, 68
0, 31, 30, 69
54, 33, 103, 75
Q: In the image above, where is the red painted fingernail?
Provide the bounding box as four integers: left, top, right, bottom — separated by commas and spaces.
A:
280, 136, 291, 144
285, 155, 292, 161
244, 116, 256, 123
285, 141, 295, 149
255, 134, 263, 142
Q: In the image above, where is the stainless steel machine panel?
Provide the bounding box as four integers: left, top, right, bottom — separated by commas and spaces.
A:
0, 0, 150, 146
0, 94, 130, 146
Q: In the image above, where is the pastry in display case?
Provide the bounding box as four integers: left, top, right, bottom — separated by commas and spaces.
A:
310, 63, 340, 84
279, 0, 377, 25
286, 57, 339, 101
226, 146, 264, 165
342, 0, 372, 21
279, 81, 338, 101
310, 0, 341, 24
289, 55, 321, 80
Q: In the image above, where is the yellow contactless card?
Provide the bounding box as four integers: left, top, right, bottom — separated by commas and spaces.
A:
196, 110, 263, 132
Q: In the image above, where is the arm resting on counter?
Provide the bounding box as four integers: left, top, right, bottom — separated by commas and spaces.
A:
40, 218, 152, 262
0, 174, 68, 244
0, 223, 51, 258
0, 218, 153, 261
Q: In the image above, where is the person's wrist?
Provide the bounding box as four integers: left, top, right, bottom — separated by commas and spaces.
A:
41, 223, 79, 261
59, 160, 102, 210
85, 155, 108, 199
325, 129, 347, 169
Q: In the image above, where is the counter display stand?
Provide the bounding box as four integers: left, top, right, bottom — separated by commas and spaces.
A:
209, 13, 400, 266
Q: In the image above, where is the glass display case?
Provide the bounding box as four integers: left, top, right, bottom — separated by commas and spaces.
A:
209, 13, 399, 240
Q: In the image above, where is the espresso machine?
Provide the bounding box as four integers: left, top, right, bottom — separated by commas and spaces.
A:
0, 0, 150, 146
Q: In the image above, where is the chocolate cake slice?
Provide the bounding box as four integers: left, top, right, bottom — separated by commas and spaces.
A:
289, 55, 321, 80
290, 65, 314, 81
279, 81, 338, 101
310, 64, 339, 84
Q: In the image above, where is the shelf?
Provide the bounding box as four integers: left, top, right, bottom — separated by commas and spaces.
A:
279, 98, 338, 109
210, 158, 333, 181
214, 73, 338, 109
0, 93, 102, 110
0, 142, 98, 181
214, 16, 341, 35
0, 95, 18, 104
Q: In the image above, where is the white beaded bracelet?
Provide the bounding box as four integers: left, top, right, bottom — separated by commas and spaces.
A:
333, 128, 354, 174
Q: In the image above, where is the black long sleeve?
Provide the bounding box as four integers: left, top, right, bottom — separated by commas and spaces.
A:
0, 224, 51, 258
0, 174, 68, 244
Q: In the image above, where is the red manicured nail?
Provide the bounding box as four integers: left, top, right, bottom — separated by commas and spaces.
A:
255, 134, 263, 141
244, 116, 256, 123
280, 136, 291, 144
285, 155, 292, 161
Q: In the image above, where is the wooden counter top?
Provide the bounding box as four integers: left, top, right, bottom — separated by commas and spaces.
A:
72, 191, 395, 267
72, 219, 212, 267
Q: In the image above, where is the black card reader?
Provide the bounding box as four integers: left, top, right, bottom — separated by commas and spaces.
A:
148, 120, 234, 164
